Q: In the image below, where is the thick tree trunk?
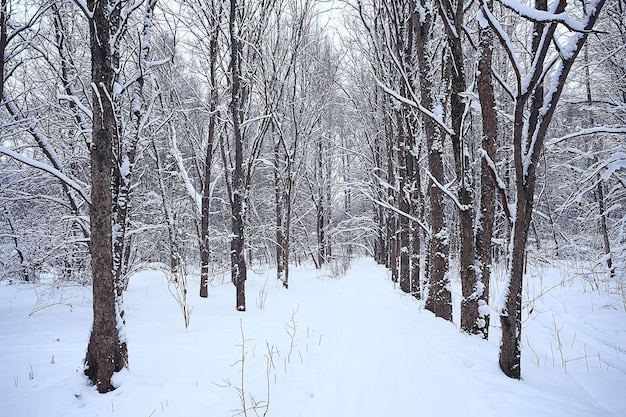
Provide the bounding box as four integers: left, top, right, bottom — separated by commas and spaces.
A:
413, 0, 451, 320
386, 116, 399, 283
500, 175, 532, 378
408, 124, 421, 299
496, 0, 606, 374
84, 0, 128, 392
443, 7, 479, 334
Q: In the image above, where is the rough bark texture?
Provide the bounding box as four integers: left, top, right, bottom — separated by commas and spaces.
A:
84, 0, 128, 393
440, 0, 479, 334
414, 0, 452, 321
387, 125, 398, 284
474, 1, 496, 339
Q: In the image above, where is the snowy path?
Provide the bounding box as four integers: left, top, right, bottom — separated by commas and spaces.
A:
270, 260, 626, 417
1, 258, 625, 417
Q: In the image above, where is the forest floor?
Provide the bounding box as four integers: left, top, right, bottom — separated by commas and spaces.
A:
1, 257, 625, 416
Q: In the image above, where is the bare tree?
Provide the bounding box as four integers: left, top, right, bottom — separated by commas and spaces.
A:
474, 0, 498, 339
481, 0, 607, 378
83, 0, 129, 393
411, 0, 452, 320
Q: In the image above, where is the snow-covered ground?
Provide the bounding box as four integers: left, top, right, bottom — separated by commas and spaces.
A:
1, 258, 625, 416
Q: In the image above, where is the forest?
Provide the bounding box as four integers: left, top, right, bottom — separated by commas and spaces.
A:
1, 0, 625, 415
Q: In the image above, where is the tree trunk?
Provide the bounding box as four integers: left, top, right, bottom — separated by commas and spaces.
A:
316, 139, 327, 267
474, 1, 497, 339
500, 173, 532, 378
200, 5, 220, 298
283, 182, 292, 288
596, 178, 615, 278
441, 2, 479, 333
583, 43, 615, 279
408, 123, 421, 299
398, 113, 411, 294
413, 0, 452, 321
0, 0, 6, 103
497, 0, 606, 378
273, 122, 286, 285
229, 0, 246, 312
84, 0, 128, 392
3, 208, 28, 281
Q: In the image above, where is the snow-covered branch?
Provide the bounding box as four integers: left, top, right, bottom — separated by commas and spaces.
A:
426, 170, 471, 212
500, 0, 593, 33
374, 75, 455, 136
0, 146, 91, 205
70, 0, 94, 20
479, 148, 512, 223
547, 126, 626, 146
170, 125, 202, 211
57, 94, 93, 120
362, 191, 430, 236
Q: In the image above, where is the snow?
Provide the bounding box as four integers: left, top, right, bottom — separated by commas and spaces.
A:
0, 145, 92, 205
602, 152, 626, 182
476, 9, 488, 29
499, 0, 588, 32
170, 125, 202, 211
1, 258, 625, 417
113, 82, 123, 97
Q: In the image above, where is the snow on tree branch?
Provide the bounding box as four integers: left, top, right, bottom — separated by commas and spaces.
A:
547, 126, 626, 146
500, 0, 597, 33
0, 145, 91, 205
373, 74, 455, 136
170, 125, 202, 211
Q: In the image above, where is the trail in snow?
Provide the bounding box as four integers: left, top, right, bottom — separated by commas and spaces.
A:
0, 258, 625, 417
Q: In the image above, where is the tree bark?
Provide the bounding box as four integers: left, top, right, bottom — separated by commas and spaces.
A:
84, 0, 128, 393
398, 112, 411, 294
474, 0, 497, 339
316, 139, 327, 267
413, 0, 452, 321
0, 0, 6, 103
274, 128, 285, 284
493, 0, 607, 379
200, 3, 220, 298
229, 0, 246, 311
440, 0, 479, 333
